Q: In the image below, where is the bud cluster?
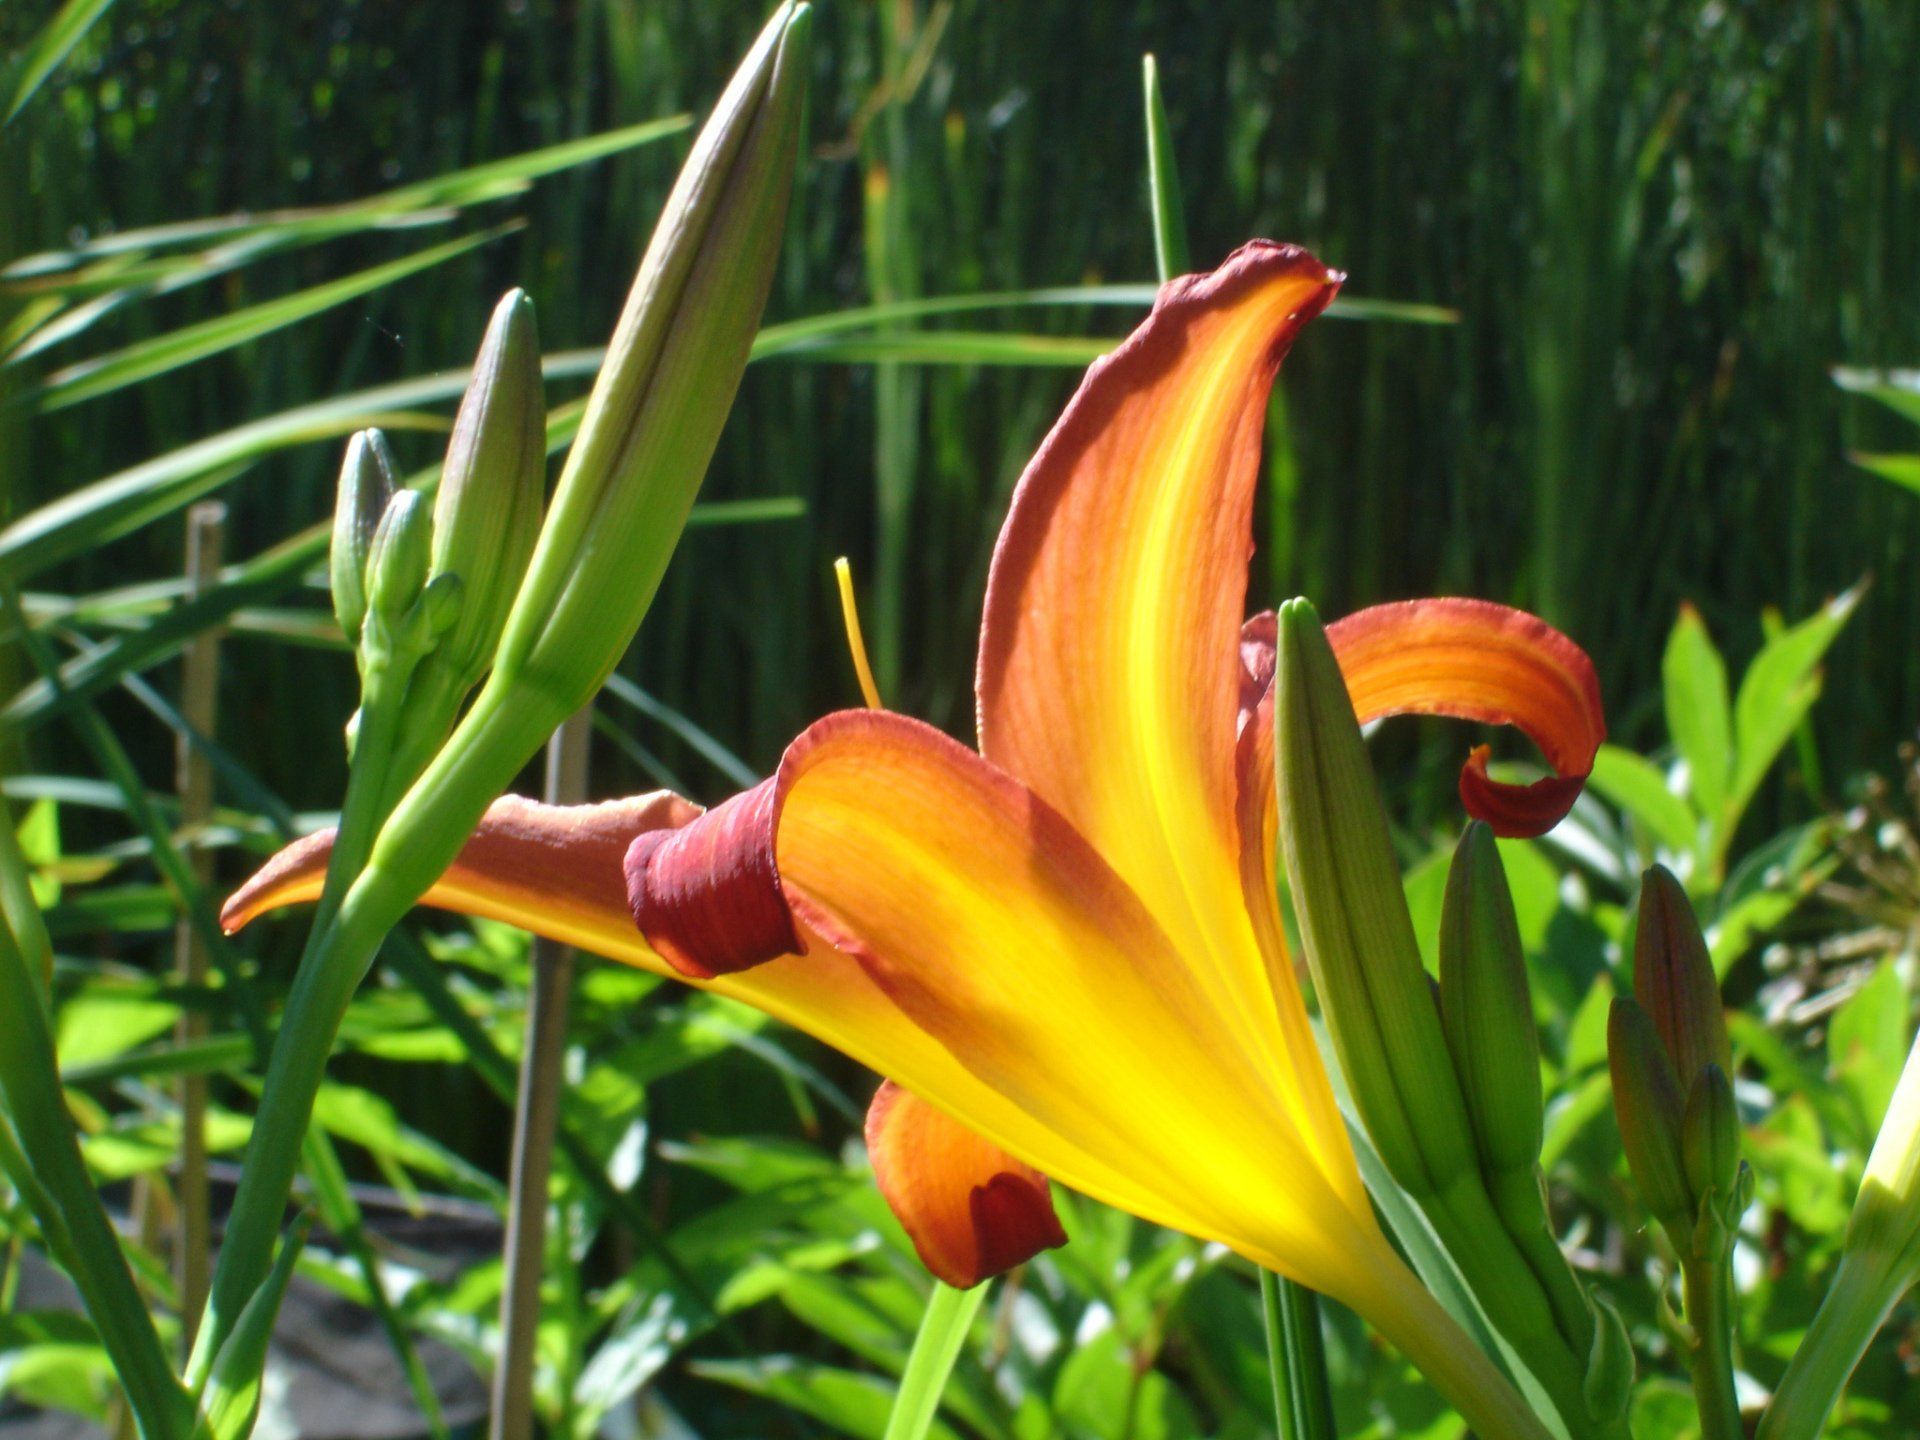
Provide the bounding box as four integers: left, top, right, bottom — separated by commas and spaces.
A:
1609, 867, 1750, 1262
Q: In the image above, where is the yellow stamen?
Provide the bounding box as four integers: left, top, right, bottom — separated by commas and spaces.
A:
833, 557, 884, 711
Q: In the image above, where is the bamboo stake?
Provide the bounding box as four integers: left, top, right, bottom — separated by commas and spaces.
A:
490, 706, 592, 1440
174, 500, 225, 1350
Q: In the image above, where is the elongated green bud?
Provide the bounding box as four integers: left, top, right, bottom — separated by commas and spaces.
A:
329, 429, 395, 645
1609, 996, 1694, 1243
364, 488, 432, 635
1634, 865, 1729, 1088
1275, 598, 1477, 1198
429, 288, 545, 695
1439, 821, 1544, 1178
1762, 1033, 1920, 1440
483, 0, 812, 732
1682, 1063, 1740, 1208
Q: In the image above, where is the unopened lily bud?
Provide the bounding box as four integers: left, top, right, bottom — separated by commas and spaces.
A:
1609, 996, 1694, 1243
481, 0, 812, 737
1682, 1062, 1740, 1210
1762, 1033, 1920, 1440
1843, 1032, 1920, 1273
1275, 598, 1477, 1200
1634, 865, 1730, 1087
1439, 821, 1544, 1178
329, 429, 396, 645
364, 489, 432, 639
403, 572, 465, 656
429, 289, 545, 695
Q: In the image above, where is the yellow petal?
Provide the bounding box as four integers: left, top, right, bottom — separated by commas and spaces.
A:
975, 240, 1342, 1128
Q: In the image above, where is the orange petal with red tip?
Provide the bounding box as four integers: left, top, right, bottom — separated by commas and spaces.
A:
867, 1080, 1065, 1287
221, 792, 701, 973
1235, 597, 1604, 845
1327, 598, 1604, 838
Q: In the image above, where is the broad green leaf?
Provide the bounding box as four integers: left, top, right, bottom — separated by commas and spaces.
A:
22, 224, 515, 412
1727, 583, 1865, 821
1662, 603, 1733, 829
2, 0, 116, 123
1828, 962, 1910, 1141
1832, 366, 1920, 427
1587, 744, 1698, 856
1848, 451, 1920, 494
692, 1356, 967, 1440
53, 994, 179, 1068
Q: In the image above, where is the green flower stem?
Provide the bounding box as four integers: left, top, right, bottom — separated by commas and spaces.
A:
1358, 1262, 1557, 1440
185, 863, 407, 1391
1682, 1256, 1743, 1440
1757, 1251, 1902, 1440
883, 1280, 988, 1440
0, 911, 197, 1440
1261, 1271, 1335, 1440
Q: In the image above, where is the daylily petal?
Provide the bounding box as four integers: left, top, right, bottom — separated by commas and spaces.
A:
220, 792, 701, 970
866, 1080, 1066, 1288
975, 242, 1341, 1079
1328, 598, 1604, 838
627, 708, 1376, 1281
1234, 599, 1603, 852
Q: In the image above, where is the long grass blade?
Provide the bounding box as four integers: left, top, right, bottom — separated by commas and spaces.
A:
21, 224, 518, 412
3, 0, 117, 124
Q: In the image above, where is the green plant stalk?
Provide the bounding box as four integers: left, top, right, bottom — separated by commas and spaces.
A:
1261, 1270, 1335, 1440
1681, 1256, 1743, 1440
1757, 1251, 1901, 1440
1141, 54, 1190, 279
0, 909, 198, 1440
883, 1280, 988, 1440
186, 860, 409, 1390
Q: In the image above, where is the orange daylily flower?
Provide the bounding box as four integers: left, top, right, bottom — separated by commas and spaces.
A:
228, 242, 1599, 1437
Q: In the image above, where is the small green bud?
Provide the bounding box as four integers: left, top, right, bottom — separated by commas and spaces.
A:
429, 288, 545, 695
1275, 597, 1477, 1200
1439, 821, 1544, 1178
364, 489, 432, 638
329, 429, 395, 645
1633, 864, 1730, 1087
1609, 995, 1694, 1243
402, 572, 465, 655
1682, 1062, 1741, 1211
1582, 1294, 1635, 1425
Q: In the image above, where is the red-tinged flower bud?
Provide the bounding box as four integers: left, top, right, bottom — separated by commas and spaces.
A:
1633, 865, 1730, 1087
1609, 996, 1694, 1245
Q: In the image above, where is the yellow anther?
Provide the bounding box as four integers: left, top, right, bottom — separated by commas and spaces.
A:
833, 556, 883, 710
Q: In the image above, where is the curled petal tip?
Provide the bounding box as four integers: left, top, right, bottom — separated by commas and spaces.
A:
867, 1081, 1066, 1288
624, 776, 801, 979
